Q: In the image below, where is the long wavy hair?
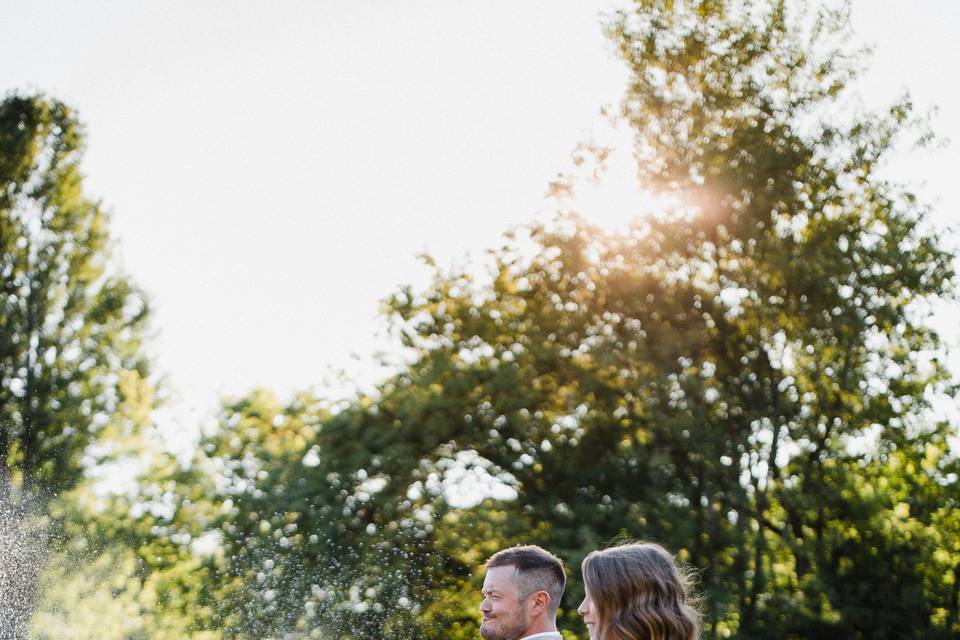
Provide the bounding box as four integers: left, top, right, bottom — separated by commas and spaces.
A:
581, 541, 701, 640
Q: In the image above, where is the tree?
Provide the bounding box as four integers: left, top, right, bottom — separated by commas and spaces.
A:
359, 0, 957, 637
0, 92, 151, 503
115, 388, 449, 639
0, 92, 154, 639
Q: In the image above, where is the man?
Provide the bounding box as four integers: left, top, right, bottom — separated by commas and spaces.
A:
479, 545, 566, 640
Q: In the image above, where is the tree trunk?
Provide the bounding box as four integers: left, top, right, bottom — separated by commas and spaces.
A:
740, 478, 767, 638
19, 266, 37, 496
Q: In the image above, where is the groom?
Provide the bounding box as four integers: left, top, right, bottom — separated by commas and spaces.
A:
479, 545, 566, 640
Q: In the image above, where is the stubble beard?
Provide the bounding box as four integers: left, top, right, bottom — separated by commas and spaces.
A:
479, 607, 529, 640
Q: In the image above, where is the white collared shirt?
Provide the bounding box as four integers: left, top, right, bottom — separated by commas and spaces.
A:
519, 633, 562, 640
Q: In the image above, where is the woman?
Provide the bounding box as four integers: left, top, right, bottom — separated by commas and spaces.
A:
577, 541, 701, 640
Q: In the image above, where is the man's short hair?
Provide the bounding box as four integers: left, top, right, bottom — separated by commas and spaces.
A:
486, 545, 566, 615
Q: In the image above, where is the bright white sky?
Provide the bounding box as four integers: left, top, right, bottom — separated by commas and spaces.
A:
2, 1, 958, 434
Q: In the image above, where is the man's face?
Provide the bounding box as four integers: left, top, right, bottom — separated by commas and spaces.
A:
479, 565, 530, 640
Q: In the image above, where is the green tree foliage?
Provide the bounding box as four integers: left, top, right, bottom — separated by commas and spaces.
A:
350, 0, 957, 637
29, 373, 217, 639
109, 389, 447, 639
30, 541, 217, 640
0, 93, 152, 504
0, 92, 155, 640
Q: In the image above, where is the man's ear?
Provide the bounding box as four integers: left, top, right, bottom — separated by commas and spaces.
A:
530, 590, 550, 615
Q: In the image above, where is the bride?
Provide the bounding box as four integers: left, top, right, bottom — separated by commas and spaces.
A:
577, 541, 701, 640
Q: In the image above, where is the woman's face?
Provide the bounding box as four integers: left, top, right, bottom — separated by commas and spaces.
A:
577, 588, 599, 640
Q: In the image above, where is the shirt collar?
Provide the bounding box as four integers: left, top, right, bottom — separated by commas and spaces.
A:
520, 633, 562, 640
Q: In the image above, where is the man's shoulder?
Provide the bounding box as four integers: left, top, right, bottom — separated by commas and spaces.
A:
519, 633, 563, 640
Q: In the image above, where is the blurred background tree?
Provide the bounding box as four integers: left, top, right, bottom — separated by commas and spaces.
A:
0, 92, 156, 639
0, 94, 152, 502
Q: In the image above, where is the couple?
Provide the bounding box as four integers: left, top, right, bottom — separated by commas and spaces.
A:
479, 541, 699, 640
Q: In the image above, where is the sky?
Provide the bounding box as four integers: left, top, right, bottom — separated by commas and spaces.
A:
2, 1, 958, 436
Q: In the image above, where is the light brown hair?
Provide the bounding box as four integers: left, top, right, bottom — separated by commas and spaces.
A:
582, 541, 700, 640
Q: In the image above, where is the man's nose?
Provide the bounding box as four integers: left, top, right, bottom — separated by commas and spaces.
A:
480, 597, 491, 613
